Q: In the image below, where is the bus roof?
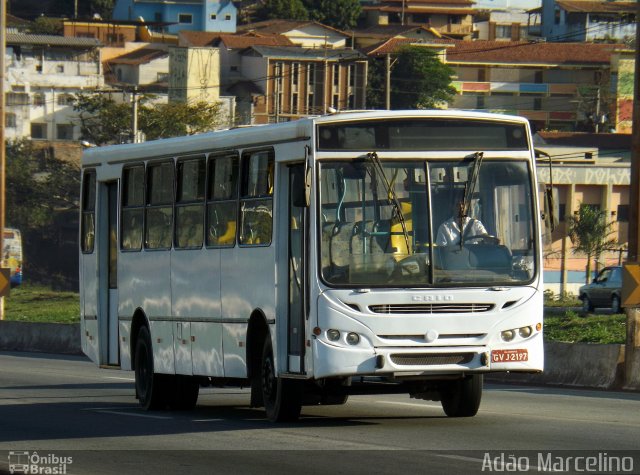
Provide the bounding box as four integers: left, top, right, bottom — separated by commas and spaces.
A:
81, 109, 530, 168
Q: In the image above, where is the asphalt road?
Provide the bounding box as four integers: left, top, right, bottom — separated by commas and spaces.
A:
0, 351, 639, 475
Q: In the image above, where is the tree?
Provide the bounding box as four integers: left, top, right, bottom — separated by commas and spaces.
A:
30, 16, 63, 35
367, 46, 457, 110
73, 93, 227, 145
567, 204, 617, 284
258, 0, 308, 21
6, 139, 81, 287
303, 0, 362, 31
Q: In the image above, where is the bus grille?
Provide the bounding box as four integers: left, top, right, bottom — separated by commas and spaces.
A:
390, 353, 475, 366
369, 303, 494, 314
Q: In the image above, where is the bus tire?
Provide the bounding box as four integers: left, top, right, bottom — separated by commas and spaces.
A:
168, 375, 199, 410
441, 374, 482, 417
134, 326, 167, 410
261, 336, 303, 422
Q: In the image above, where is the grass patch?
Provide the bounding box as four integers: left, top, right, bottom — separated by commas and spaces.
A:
544, 310, 626, 344
4, 284, 80, 324
1, 287, 627, 344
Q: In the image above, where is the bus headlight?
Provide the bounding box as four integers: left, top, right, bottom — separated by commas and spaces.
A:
519, 326, 533, 338
327, 329, 341, 341
501, 329, 516, 342
346, 332, 360, 345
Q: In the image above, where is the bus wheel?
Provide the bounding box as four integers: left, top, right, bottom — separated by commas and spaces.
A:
134, 326, 167, 410
261, 337, 303, 422
168, 375, 199, 410
441, 374, 483, 417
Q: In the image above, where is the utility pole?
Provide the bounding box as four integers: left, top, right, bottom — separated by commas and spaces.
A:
595, 86, 601, 133
385, 54, 391, 110
0, 0, 6, 320
131, 87, 139, 143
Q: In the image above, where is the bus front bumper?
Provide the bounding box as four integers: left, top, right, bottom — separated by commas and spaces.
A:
311, 336, 543, 380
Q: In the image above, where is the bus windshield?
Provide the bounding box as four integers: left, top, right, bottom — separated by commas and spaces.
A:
319, 158, 536, 287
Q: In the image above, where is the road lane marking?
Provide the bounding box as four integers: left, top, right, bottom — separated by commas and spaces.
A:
192, 419, 224, 422
374, 400, 442, 409
94, 409, 173, 419
103, 376, 135, 381
82, 407, 173, 419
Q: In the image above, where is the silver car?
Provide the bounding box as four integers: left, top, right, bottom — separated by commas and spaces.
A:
578, 266, 623, 314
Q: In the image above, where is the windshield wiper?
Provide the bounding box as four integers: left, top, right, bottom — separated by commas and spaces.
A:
456, 151, 484, 249
367, 152, 411, 255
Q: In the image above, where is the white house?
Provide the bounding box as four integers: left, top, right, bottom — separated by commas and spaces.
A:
5, 33, 104, 142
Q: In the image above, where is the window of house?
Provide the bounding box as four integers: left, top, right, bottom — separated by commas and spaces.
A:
56, 65, 64, 73
496, 25, 511, 38
533, 98, 542, 110
5, 113, 16, 128
6, 92, 28, 106
33, 93, 45, 106
57, 94, 73, 106
207, 153, 239, 247
348, 64, 355, 89
31, 123, 47, 139
617, 204, 629, 222
239, 150, 273, 246
145, 161, 174, 250
56, 124, 74, 140
476, 95, 485, 109
292, 93, 298, 114
225, 14, 231, 20
178, 13, 193, 24
210, 14, 217, 20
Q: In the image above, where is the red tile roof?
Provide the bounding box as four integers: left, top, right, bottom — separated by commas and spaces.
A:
445, 40, 623, 65
364, 39, 623, 65
108, 48, 168, 65
217, 33, 293, 49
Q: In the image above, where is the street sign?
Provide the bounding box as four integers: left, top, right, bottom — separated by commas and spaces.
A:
622, 263, 640, 307
0, 267, 9, 297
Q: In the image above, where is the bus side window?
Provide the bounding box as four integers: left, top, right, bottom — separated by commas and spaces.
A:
122, 165, 144, 251
206, 153, 239, 247
239, 150, 274, 246
81, 170, 96, 253
175, 157, 205, 249
145, 161, 174, 250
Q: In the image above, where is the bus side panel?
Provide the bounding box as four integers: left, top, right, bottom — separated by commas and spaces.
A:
221, 246, 276, 378
172, 247, 224, 377
128, 251, 174, 374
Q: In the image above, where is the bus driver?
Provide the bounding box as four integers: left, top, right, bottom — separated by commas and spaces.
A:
436, 199, 488, 246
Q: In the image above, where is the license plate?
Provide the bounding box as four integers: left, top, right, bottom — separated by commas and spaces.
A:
491, 349, 528, 363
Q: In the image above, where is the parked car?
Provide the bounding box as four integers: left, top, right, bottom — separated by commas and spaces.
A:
578, 266, 623, 314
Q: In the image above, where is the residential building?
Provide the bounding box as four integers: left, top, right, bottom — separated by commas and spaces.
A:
541, 0, 636, 43
169, 46, 220, 104
106, 47, 170, 87
444, 40, 625, 132
535, 132, 631, 295
112, 0, 237, 34
4, 33, 103, 142
179, 30, 293, 93
236, 46, 368, 124
237, 20, 350, 49
474, 10, 540, 41
361, 0, 476, 39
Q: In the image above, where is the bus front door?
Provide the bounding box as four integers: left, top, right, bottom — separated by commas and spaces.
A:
287, 164, 307, 373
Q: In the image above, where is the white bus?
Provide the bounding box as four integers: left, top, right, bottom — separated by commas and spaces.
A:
79, 110, 545, 421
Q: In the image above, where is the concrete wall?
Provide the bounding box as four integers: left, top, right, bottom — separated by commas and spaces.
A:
0, 321, 81, 355
0, 321, 637, 391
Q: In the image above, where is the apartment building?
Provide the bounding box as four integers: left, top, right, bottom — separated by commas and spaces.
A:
4, 33, 103, 142
445, 40, 624, 132
238, 46, 368, 124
